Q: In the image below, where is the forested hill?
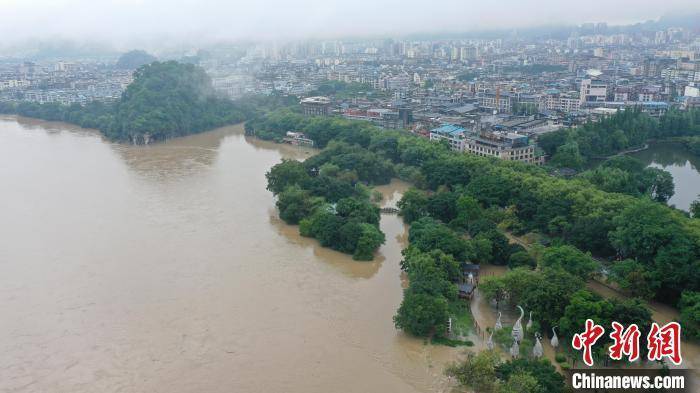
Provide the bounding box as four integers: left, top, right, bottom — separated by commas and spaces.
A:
115, 50, 157, 70
103, 61, 245, 143
0, 61, 254, 143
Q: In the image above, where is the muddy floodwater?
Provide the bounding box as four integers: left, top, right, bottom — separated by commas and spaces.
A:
0, 117, 459, 393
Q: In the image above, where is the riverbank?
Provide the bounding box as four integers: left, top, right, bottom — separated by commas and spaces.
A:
0, 118, 463, 393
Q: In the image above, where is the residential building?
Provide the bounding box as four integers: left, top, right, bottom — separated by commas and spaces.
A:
300, 96, 332, 116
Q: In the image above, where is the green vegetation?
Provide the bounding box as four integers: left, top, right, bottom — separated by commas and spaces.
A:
104, 61, 245, 142
539, 108, 700, 166
446, 351, 566, 393
115, 49, 157, 69
678, 291, 700, 340
0, 61, 267, 143
578, 155, 675, 202
680, 136, 700, 156
266, 158, 385, 261
539, 245, 598, 279
256, 107, 698, 343
448, 300, 474, 337
308, 80, 384, 100
394, 246, 460, 337
691, 195, 700, 218
0, 100, 113, 130
245, 110, 382, 148
550, 290, 654, 362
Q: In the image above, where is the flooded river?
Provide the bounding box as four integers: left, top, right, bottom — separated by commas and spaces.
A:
0, 117, 458, 393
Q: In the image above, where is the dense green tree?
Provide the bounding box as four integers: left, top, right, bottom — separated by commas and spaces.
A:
445, 351, 500, 393
558, 290, 613, 340
550, 141, 585, 169
353, 223, 385, 260
276, 186, 319, 224
467, 218, 498, 237
336, 197, 380, 226
522, 268, 586, 328
266, 159, 311, 195
508, 250, 536, 269
449, 194, 483, 230
539, 245, 599, 279
406, 252, 457, 300
609, 198, 680, 262
559, 290, 652, 349
303, 141, 394, 184
678, 291, 700, 340
641, 167, 675, 203
397, 188, 429, 223
608, 259, 656, 299
691, 196, 700, 218
302, 175, 357, 202
408, 217, 472, 261
401, 246, 461, 281
479, 268, 543, 311
500, 373, 540, 393
426, 191, 459, 223
393, 291, 449, 337
496, 358, 565, 393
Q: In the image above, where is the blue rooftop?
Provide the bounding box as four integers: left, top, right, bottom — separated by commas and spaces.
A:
431, 124, 466, 136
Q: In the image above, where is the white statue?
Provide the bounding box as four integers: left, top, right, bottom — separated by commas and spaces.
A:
533, 335, 543, 358
551, 326, 559, 349
512, 305, 524, 343
495, 312, 502, 331
510, 339, 519, 358
486, 330, 494, 350
467, 272, 474, 285
526, 311, 533, 331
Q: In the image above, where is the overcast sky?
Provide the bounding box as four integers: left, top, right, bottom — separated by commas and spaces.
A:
1, 0, 699, 47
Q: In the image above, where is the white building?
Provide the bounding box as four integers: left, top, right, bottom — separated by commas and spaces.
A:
580, 79, 608, 104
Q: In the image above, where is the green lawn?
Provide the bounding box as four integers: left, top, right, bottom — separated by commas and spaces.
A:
448, 299, 474, 337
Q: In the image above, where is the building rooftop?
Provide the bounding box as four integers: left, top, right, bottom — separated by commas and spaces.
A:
431, 123, 466, 136
300, 96, 331, 104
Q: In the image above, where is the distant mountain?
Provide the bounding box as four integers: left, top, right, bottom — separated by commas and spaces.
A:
115, 50, 157, 70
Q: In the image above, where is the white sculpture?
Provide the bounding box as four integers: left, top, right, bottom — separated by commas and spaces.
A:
512, 306, 524, 343
486, 330, 494, 350
551, 326, 559, 349
495, 312, 502, 331
510, 339, 519, 358
526, 311, 533, 331
533, 334, 543, 358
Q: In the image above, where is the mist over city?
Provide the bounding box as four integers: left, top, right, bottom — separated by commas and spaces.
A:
1, 0, 699, 49
1, 1, 699, 393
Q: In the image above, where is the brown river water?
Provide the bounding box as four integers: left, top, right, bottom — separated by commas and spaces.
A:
0, 117, 459, 393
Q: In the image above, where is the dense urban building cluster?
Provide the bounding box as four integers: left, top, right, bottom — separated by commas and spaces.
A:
0, 60, 132, 104
1, 21, 700, 164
